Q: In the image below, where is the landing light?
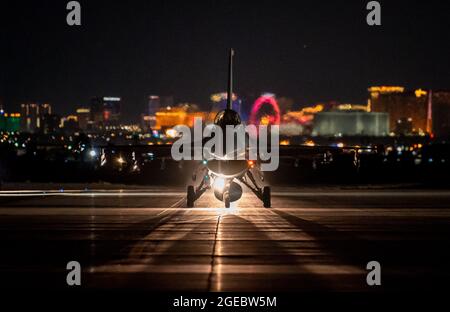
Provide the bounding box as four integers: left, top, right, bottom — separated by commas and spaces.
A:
213, 177, 225, 192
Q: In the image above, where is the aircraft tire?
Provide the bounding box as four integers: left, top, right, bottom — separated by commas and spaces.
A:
224, 191, 230, 208
187, 185, 195, 207
263, 186, 271, 208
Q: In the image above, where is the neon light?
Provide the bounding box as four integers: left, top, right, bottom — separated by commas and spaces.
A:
249, 95, 281, 125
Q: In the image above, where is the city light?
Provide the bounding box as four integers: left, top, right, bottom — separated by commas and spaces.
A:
165, 128, 178, 138
368, 86, 405, 95
249, 94, 281, 125
415, 89, 427, 98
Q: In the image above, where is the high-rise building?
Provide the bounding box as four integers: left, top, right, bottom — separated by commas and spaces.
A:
41, 113, 61, 134
147, 95, 160, 115
61, 115, 79, 133
142, 95, 174, 130
369, 86, 450, 137
20, 103, 52, 132
431, 90, 450, 138
75, 108, 90, 130
90, 97, 121, 128
369, 86, 428, 135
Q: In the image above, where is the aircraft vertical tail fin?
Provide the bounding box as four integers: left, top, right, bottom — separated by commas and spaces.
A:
227, 48, 234, 110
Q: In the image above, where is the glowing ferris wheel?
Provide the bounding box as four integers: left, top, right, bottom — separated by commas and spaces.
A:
249, 94, 281, 125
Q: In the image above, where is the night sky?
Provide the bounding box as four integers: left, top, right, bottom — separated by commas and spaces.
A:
2, 0, 449, 121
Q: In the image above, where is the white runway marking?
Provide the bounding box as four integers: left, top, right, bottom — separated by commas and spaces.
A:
0, 190, 185, 197
273, 191, 450, 197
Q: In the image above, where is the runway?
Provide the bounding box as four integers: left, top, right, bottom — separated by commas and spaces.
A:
1, 186, 450, 291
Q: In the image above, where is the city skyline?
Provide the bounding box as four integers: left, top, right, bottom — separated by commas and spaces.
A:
2, 0, 450, 120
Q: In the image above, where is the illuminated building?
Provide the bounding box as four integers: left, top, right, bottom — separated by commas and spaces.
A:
368, 86, 405, 97
280, 104, 324, 136
0, 112, 21, 132
209, 92, 242, 121
148, 95, 161, 116
431, 90, 450, 137
143, 95, 174, 129
147, 95, 173, 115
335, 103, 369, 112
41, 114, 61, 134
312, 111, 389, 136
369, 86, 429, 134
90, 97, 121, 128
141, 114, 156, 132
20, 103, 52, 132
61, 115, 79, 132
282, 104, 324, 125
75, 108, 90, 130
369, 86, 450, 136
154, 104, 208, 130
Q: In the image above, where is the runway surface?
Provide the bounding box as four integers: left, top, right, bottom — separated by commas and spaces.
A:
1, 186, 450, 291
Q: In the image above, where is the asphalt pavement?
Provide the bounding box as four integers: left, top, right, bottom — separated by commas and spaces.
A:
1, 186, 450, 291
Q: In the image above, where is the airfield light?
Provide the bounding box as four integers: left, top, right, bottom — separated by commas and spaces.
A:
117, 157, 125, 165
247, 160, 255, 168
213, 177, 226, 193
202, 160, 208, 165
89, 150, 97, 157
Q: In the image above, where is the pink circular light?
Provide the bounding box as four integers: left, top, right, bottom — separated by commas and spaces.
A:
249, 95, 281, 125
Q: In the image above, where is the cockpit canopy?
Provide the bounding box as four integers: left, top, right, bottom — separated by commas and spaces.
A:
214, 109, 241, 128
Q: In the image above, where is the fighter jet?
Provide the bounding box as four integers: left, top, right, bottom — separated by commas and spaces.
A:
186, 48, 271, 208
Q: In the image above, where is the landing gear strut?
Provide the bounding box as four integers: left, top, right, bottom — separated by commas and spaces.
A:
223, 190, 230, 208
187, 185, 195, 208
239, 170, 271, 208
262, 186, 271, 208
